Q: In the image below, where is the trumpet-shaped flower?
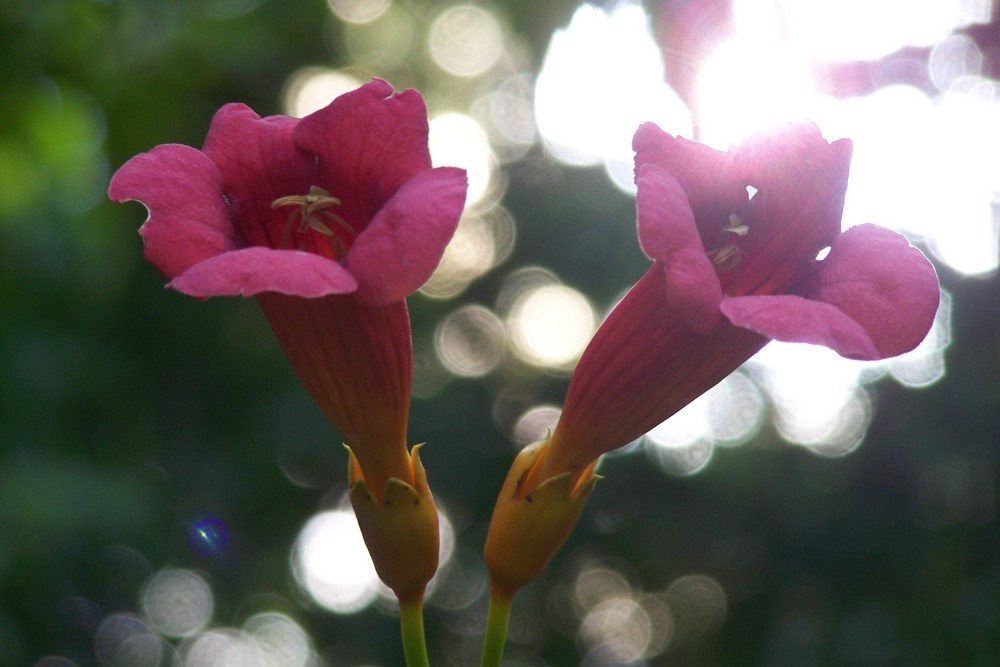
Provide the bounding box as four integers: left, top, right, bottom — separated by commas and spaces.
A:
486, 121, 939, 596
109, 79, 467, 601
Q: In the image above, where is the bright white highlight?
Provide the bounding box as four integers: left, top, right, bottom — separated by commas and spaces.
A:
429, 113, 498, 208
282, 68, 363, 118
752, 343, 871, 457
819, 83, 1000, 277
534, 2, 692, 192
772, 0, 991, 62
508, 284, 597, 370
291, 509, 380, 614
695, 38, 817, 149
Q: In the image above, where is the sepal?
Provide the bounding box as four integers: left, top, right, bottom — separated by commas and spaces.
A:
484, 440, 600, 598
348, 444, 439, 603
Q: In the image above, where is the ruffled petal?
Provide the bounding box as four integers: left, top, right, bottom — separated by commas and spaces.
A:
108, 144, 239, 280
294, 79, 434, 228
347, 167, 467, 305
720, 294, 880, 359
170, 247, 358, 298
801, 223, 940, 358
636, 164, 722, 332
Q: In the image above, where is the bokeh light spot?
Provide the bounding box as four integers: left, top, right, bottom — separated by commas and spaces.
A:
752, 343, 871, 456
243, 613, 314, 667
183, 629, 261, 667
435, 304, 506, 377
421, 209, 509, 299
429, 112, 499, 208
282, 68, 363, 118
326, 0, 390, 24
512, 405, 562, 449
142, 569, 213, 638
665, 574, 727, 645
507, 284, 596, 370
291, 509, 380, 614
429, 5, 504, 77
929, 34, 982, 91
579, 597, 652, 663
94, 614, 162, 667
886, 288, 952, 388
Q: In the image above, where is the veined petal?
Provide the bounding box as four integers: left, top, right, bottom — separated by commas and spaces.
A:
801, 223, 940, 358
170, 247, 358, 298
256, 292, 414, 497
636, 164, 722, 332
202, 103, 315, 250
720, 294, 880, 359
294, 79, 434, 227
347, 167, 468, 305
108, 144, 239, 279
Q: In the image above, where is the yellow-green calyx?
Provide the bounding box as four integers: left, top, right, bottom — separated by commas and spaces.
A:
483, 439, 600, 599
348, 444, 439, 604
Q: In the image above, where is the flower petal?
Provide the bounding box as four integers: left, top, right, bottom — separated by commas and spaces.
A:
633, 122, 746, 222
347, 166, 468, 305
108, 144, 239, 279
636, 164, 722, 332
721, 294, 880, 359
801, 223, 940, 358
294, 79, 434, 227
170, 247, 358, 298
201, 103, 316, 250
732, 124, 852, 270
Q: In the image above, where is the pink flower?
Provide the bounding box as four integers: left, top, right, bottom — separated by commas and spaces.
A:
109, 81, 467, 599
526, 121, 940, 489
109, 78, 466, 305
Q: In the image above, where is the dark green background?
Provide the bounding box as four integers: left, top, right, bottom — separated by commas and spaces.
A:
2, 1, 999, 665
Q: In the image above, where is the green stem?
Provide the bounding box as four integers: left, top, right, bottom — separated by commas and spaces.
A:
399, 597, 431, 667
480, 589, 513, 667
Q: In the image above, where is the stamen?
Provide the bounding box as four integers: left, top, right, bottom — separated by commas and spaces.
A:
724, 214, 749, 237
708, 244, 742, 272
271, 186, 358, 255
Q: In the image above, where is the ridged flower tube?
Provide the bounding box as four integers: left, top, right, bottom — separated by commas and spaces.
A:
485, 121, 940, 600
109, 79, 468, 606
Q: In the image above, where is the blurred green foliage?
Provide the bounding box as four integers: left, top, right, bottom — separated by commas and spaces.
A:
2, 1, 999, 666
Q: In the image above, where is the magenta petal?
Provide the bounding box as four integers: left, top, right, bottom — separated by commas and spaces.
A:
802, 224, 940, 358
636, 164, 697, 260
294, 79, 434, 225
201, 103, 313, 249
347, 167, 467, 305
636, 164, 722, 332
108, 144, 240, 279
170, 247, 358, 298
721, 294, 880, 359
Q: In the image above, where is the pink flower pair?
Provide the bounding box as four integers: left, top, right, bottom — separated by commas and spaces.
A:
109, 79, 940, 602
